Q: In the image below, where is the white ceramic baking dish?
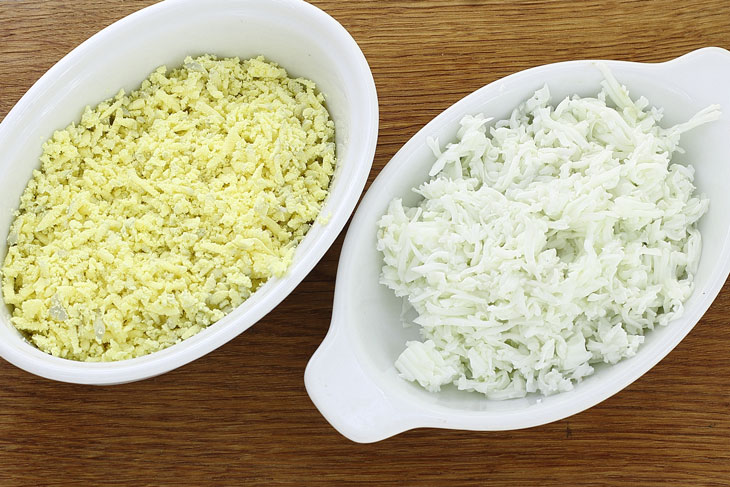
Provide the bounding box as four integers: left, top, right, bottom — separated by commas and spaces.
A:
0, 0, 378, 384
305, 47, 730, 443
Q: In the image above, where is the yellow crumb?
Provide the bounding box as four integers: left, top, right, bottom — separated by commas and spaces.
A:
2, 55, 335, 361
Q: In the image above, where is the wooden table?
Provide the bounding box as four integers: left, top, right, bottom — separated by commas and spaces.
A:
2, 1, 730, 485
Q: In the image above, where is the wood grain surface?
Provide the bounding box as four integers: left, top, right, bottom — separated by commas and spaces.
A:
2, 1, 730, 485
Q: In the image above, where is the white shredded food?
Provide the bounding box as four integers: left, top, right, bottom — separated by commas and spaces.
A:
377, 66, 720, 399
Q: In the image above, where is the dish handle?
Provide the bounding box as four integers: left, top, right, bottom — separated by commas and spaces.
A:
661, 46, 730, 91
304, 326, 418, 443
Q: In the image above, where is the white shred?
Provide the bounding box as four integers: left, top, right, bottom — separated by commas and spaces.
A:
93, 312, 106, 342
377, 66, 720, 399
48, 293, 68, 322
6, 230, 17, 247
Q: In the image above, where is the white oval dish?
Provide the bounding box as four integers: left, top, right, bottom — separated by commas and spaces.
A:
305, 47, 730, 443
0, 0, 378, 384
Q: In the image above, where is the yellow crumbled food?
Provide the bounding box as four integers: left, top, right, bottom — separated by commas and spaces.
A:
2, 55, 335, 361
